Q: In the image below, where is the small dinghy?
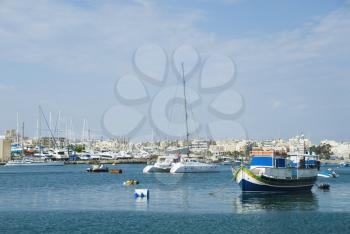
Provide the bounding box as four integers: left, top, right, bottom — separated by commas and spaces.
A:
318, 183, 330, 190
110, 169, 123, 174
86, 164, 109, 173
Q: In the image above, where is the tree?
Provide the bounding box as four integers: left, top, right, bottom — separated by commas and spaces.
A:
310, 144, 333, 160
72, 145, 85, 153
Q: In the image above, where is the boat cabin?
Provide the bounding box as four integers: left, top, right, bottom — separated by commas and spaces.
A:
250, 151, 287, 169
249, 150, 320, 179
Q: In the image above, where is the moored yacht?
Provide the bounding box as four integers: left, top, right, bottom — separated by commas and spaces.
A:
143, 155, 179, 173
169, 63, 219, 174
170, 157, 219, 173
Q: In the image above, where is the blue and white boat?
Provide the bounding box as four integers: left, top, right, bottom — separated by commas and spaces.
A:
317, 168, 339, 178
233, 150, 320, 192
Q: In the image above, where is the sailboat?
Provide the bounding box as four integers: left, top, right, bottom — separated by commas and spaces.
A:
170, 63, 219, 174
143, 154, 179, 173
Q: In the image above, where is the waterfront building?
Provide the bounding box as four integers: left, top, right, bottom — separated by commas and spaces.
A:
0, 138, 11, 162
321, 140, 350, 159
190, 140, 209, 154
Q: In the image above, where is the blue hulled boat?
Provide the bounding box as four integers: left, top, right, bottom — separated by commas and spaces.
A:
233, 150, 320, 192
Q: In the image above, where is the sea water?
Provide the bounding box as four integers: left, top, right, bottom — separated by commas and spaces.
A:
0, 164, 349, 233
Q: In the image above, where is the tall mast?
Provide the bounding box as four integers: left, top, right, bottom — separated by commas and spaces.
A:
21, 122, 25, 156
38, 107, 42, 153
181, 63, 190, 156
16, 112, 19, 143
39, 106, 57, 149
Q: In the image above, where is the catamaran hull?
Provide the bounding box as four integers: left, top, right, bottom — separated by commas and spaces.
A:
235, 167, 317, 192
143, 165, 171, 173
170, 164, 220, 173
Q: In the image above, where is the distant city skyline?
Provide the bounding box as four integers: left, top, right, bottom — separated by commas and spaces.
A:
1, 0, 350, 143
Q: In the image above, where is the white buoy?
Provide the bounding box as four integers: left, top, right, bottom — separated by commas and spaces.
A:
134, 189, 149, 199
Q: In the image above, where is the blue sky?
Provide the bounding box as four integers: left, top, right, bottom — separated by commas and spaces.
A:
0, 0, 349, 143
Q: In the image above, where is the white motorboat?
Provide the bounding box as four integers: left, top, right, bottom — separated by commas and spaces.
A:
143, 155, 179, 173
170, 157, 219, 173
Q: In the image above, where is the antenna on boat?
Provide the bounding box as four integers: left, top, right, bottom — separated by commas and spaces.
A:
181, 63, 190, 157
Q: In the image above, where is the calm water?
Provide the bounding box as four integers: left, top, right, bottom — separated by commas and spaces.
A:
0, 164, 350, 233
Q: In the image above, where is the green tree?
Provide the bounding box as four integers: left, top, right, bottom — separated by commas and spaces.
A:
310, 144, 333, 160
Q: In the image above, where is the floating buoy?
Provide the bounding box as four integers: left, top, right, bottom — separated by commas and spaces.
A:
134, 189, 149, 199
123, 179, 139, 186
110, 169, 123, 174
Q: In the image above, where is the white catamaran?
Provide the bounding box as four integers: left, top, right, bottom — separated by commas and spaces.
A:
170, 63, 219, 174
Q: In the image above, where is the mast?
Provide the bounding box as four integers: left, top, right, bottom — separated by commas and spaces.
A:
38, 107, 42, 154
181, 63, 190, 157
21, 122, 25, 157
39, 106, 57, 149
16, 112, 19, 144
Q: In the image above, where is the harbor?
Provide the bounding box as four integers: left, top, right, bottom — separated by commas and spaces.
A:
1, 0, 350, 233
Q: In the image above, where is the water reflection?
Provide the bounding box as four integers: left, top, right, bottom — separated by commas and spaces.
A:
233, 192, 319, 213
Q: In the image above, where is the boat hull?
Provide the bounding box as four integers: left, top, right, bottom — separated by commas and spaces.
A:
143, 165, 171, 173
234, 167, 317, 192
170, 163, 220, 173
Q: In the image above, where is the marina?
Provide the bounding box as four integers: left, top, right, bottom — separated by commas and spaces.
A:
1, 0, 350, 233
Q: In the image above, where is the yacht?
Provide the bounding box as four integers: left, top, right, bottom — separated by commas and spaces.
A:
143, 155, 179, 173
169, 63, 220, 174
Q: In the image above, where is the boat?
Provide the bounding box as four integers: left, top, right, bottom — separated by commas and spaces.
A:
110, 169, 123, 174
11, 143, 23, 154
5, 157, 64, 166
339, 162, 349, 167
317, 168, 338, 178
169, 63, 219, 174
170, 157, 220, 173
233, 150, 320, 192
86, 164, 109, 173
317, 183, 330, 190
143, 155, 179, 173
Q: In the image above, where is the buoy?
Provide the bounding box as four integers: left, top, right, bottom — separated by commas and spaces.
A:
123, 179, 139, 186
134, 189, 149, 199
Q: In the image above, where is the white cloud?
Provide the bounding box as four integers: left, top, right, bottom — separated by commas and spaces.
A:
1, 0, 348, 81
0, 0, 209, 75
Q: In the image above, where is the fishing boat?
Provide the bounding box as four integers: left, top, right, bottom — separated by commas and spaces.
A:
5, 157, 64, 166
143, 155, 179, 173
233, 150, 320, 192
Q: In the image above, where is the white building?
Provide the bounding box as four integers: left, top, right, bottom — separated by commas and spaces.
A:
321, 140, 350, 159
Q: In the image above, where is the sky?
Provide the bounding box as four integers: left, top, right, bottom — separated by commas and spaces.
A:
0, 0, 349, 143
